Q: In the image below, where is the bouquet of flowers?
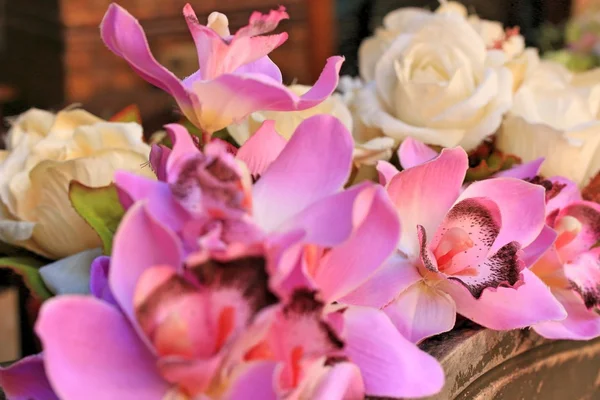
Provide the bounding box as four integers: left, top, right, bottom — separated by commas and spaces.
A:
0, 1, 599, 399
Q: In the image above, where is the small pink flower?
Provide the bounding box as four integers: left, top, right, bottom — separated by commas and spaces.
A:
100, 3, 343, 133
342, 139, 566, 343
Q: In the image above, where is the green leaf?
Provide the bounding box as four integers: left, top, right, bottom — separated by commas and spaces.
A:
69, 182, 125, 255
109, 104, 142, 124
0, 256, 52, 300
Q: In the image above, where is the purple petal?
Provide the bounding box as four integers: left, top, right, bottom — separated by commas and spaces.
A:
36, 296, 169, 399
0, 354, 59, 400
494, 158, 543, 180
149, 144, 171, 182
90, 255, 119, 307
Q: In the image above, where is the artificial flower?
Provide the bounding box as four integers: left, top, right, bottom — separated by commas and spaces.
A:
354, 13, 513, 151
0, 107, 152, 259
497, 63, 600, 187
101, 4, 343, 135
530, 179, 600, 340
341, 141, 566, 343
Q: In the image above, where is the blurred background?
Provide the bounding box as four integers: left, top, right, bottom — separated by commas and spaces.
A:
0, 0, 581, 362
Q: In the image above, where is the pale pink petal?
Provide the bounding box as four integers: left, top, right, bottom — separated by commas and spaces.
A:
554, 201, 600, 262
100, 5, 197, 124
387, 147, 468, 257
164, 123, 200, 179
225, 361, 278, 400
115, 172, 189, 233
236, 120, 287, 178
563, 248, 600, 310
110, 202, 183, 323
342, 306, 445, 398
398, 137, 438, 169
226, 34, 288, 75
235, 6, 290, 38
0, 354, 58, 400
233, 56, 283, 82
494, 158, 543, 180
441, 269, 567, 330
458, 178, 546, 253
375, 160, 399, 186
315, 185, 401, 301
521, 225, 557, 267
305, 362, 365, 400
253, 114, 353, 231
340, 254, 423, 308
533, 289, 600, 340
546, 176, 582, 218
383, 282, 456, 343
36, 296, 169, 399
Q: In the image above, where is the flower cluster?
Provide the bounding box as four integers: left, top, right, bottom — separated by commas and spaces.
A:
0, 1, 599, 400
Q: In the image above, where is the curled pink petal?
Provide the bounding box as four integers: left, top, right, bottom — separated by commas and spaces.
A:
375, 160, 399, 186
398, 137, 438, 169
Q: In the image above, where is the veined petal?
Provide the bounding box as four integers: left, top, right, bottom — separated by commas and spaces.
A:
342, 306, 445, 398
253, 115, 353, 232
236, 120, 287, 179
383, 282, 456, 343
36, 296, 169, 399
100, 4, 198, 125
387, 147, 467, 257
0, 354, 58, 400
441, 269, 567, 330
398, 137, 438, 169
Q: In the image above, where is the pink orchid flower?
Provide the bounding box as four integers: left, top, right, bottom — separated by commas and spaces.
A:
100, 3, 343, 134
0, 354, 58, 400
530, 179, 600, 340
341, 140, 567, 343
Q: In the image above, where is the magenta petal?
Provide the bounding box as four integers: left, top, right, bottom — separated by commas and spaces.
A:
236, 120, 287, 178
563, 248, 600, 310
342, 306, 445, 398
315, 185, 401, 301
546, 176, 582, 217
235, 6, 290, 38
306, 362, 365, 400
149, 144, 171, 181
340, 254, 423, 308
494, 158, 544, 180
89, 255, 118, 307
398, 137, 438, 169
164, 123, 201, 178
458, 178, 546, 253
555, 201, 600, 262
533, 289, 600, 340
36, 296, 169, 399
114, 171, 189, 232
384, 282, 456, 343
225, 362, 278, 400
376, 160, 399, 186
110, 202, 183, 323
442, 269, 567, 330
0, 354, 58, 400
100, 5, 197, 124
387, 147, 468, 256
253, 114, 353, 231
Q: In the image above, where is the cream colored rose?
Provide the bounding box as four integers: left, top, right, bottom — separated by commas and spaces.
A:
355, 14, 513, 151
497, 75, 600, 186
0, 108, 153, 259
358, 2, 467, 81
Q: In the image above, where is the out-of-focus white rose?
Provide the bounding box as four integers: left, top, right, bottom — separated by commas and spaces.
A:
468, 16, 525, 61
0, 108, 153, 259
359, 2, 467, 81
355, 14, 513, 151
497, 70, 600, 186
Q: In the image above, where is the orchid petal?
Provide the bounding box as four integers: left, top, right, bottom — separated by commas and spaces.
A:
387, 147, 467, 257
522, 225, 557, 267
0, 354, 58, 400
89, 255, 119, 307
342, 306, 445, 398
253, 114, 353, 232
398, 137, 438, 169
384, 282, 456, 343
149, 144, 171, 181
233, 56, 283, 83
100, 4, 197, 125
375, 160, 399, 186
236, 120, 287, 178
304, 362, 365, 400
563, 248, 600, 310
110, 202, 183, 324
554, 201, 600, 262
340, 254, 423, 308
494, 157, 543, 180
164, 123, 200, 178
225, 361, 278, 400
441, 269, 567, 330
546, 176, 582, 218
458, 178, 546, 253
36, 296, 169, 399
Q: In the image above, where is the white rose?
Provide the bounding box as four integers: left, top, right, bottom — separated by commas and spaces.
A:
497, 69, 600, 186
355, 14, 513, 151
358, 2, 467, 81
0, 108, 153, 259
